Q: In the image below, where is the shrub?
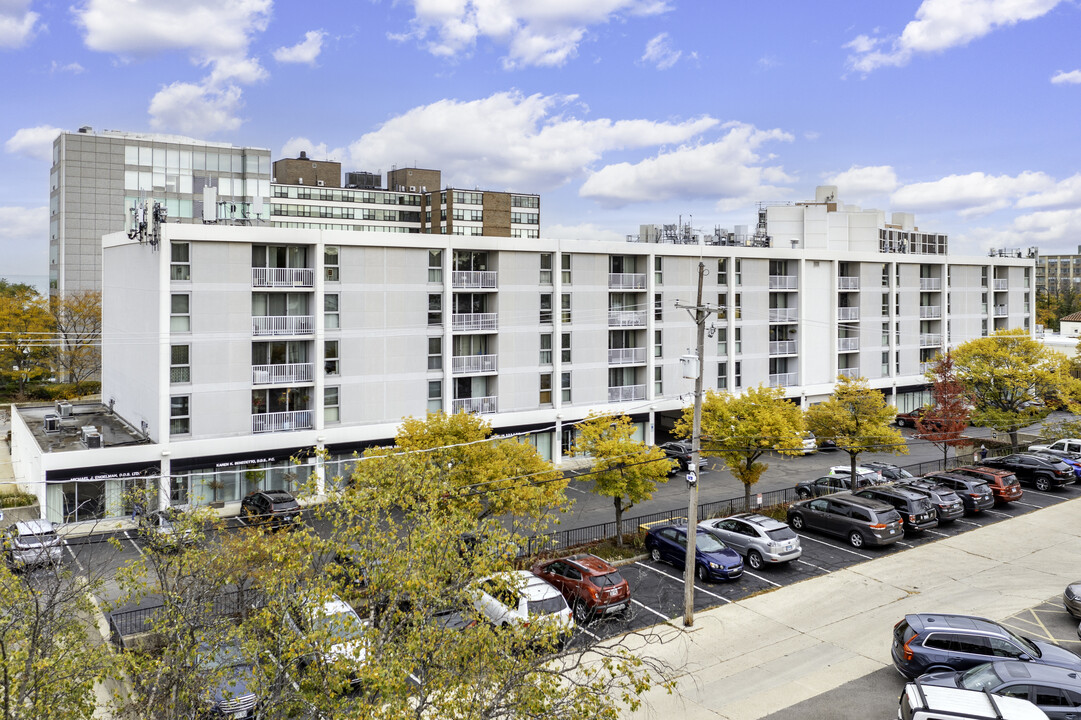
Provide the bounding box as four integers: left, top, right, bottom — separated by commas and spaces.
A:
0, 492, 37, 509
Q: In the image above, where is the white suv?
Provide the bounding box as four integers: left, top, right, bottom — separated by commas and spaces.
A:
1027, 438, 1081, 458
899, 681, 1049, 720
471, 571, 574, 638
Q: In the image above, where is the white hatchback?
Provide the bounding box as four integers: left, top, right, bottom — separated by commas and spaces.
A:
471, 570, 574, 637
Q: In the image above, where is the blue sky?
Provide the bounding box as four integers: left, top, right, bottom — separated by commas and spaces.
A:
2, 0, 1081, 288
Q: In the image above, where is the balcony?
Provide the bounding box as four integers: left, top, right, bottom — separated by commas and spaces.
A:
452, 354, 498, 374
838, 367, 860, 379
252, 363, 314, 385
452, 396, 497, 414
609, 273, 647, 290
768, 373, 798, 388
838, 276, 860, 290
769, 275, 798, 290
993, 279, 1008, 291
919, 306, 942, 319
919, 333, 942, 347
769, 340, 797, 356
768, 308, 798, 323
993, 304, 1008, 317
837, 338, 859, 352
838, 307, 859, 321
608, 384, 646, 403
919, 278, 942, 291
252, 409, 313, 434
251, 267, 315, 288
608, 347, 647, 365
452, 270, 498, 289
452, 313, 498, 331
252, 315, 314, 337
608, 310, 647, 327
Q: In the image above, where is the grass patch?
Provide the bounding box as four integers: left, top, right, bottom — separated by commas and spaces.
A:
0, 492, 36, 509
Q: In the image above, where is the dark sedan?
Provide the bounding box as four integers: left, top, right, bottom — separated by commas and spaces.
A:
918, 661, 1081, 719
979, 453, 1074, 491
644, 525, 743, 583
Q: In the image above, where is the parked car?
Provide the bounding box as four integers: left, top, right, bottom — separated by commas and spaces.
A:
861, 461, 916, 482
4, 519, 63, 570
659, 440, 694, 472
136, 507, 196, 550
644, 525, 744, 582
827, 465, 884, 483
795, 474, 877, 499
194, 638, 260, 718
899, 679, 1051, 720
285, 595, 369, 688
530, 553, 631, 624
895, 408, 925, 428
922, 473, 995, 514
895, 478, 966, 523
799, 431, 818, 455
892, 613, 1081, 679
947, 466, 1024, 504
240, 490, 302, 528
917, 661, 1081, 719
470, 571, 574, 643
1027, 438, 1081, 458
854, 484, 938, 534
1030, 451, 1081, 479
979, 454, 1074, 492
786, 493, 903, 548
698, 513, 801, 570
1064, 582, 1081, 620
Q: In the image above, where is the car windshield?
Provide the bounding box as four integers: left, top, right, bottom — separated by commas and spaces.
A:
959, 663, 1004, 692
589, 571, 624, 588
17, 530, 57, 546
1003, 628, 1041, 657
896, 468, 914, 478
313, 608, 366, 642
765, 527, 797, 542
696, 533, 727, 553
527, 596, 567, 616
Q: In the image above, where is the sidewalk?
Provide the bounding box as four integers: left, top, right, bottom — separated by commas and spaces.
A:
619, 493, 1081, 720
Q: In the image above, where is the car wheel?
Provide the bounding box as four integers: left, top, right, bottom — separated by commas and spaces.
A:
650, 547, 662, 563
696, 564, 710, 583
747, 550, 763, 570
848, 531, 865, 548
573, 600, 591, 625
796, 489, 810, 500
1035, 475, 1051, 491
789, 514, 804, 530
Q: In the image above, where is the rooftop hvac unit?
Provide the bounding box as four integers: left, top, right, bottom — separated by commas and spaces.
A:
83, 431, 102, 449
43, 414, 61, 434
80, 425, 98, 444
56, 400, 73, 417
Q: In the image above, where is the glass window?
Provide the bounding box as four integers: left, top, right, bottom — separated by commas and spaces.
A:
655, 330, 663, 358
561, 254, 571, 284
170, 345, 190, 384
734, 259, 742, 285
169, 242, 190, 281
654, 256, 663, 284
540, 333, 553, 364
324, 386, 340, 423
324, 340, 339, 375
428, 249, 442, 282
733, 293, 742, 320
540, 294, 553, 324
428, 337, 442, 370
170, 396, 190, 435
561, 371, 571, 402
561, 333, 571, 363
654, 366, 662, 395
324, 294, 339, 329
170, 294, 190, 332
561, 294, 571, 323
734, 361, 742, 389
540, 253, 553, 284
428, 380, 442, 412
428, 294, 442, 325
718, 361, 727, 390
717, 258, 728, 285
718, 327, 727, 354
540, 373, 553, 405
324, 245, 340, 281
734, 327, 742, 354
655, 293, 663, 321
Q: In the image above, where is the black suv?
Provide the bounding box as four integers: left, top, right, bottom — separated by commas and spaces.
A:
895, 478, 965, 523
240, 490, 302, 528
979, 453, 1074, 491
659, 441, 693, 472
854, 485, 938, 534
786, 492, 903, 548
922, 473, 994, 514
795, 474, 878, 499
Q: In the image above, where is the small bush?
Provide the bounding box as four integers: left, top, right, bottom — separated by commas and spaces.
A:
0, 492, 36, 509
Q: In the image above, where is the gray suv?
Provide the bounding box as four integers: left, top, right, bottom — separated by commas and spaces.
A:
4, 519, 63, 569
786, 493, 903, 548
698, 513, 801, 570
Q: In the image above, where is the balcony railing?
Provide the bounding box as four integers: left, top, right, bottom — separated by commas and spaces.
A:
608, 273, 647, 290
452, 270, 498, 289
919, 278, 942, 291
838, 307, 860, 321
252, 363, 314, 385
768, 308, 798, 323
919, 361, 933, 374
608, 310, 647, 327
919, 306, 942, 319
838, 367, 860, 379
452, 354, 498, 374
837, 338, 859, 352
993, 279, 1008, 291
769, 275, 798, 290
993, 304, 1008, 317
252, 315, 315, 337
768, 373, 798, 388
252, 409, 313, 434
451, 396, 498, 414
608, 384, 646, 403
251, 267, 315, 288
452, 313, 498, 331
608, 347, 647, 365
919, 333, 942, 347
838, 276, 860, 290
769, 340, 797, 355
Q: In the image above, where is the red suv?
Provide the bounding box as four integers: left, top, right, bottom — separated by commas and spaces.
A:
948, 465, 1024, 504
530, 554, 631, 624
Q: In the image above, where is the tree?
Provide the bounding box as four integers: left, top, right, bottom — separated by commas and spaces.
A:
805, 375, 908, 478
0, 286, 52, 395
674, 385, 806, 508
571, 413, 670, 546
952, 329, 1081, 449
917, 352, 973, 466
50, 291, 101, 390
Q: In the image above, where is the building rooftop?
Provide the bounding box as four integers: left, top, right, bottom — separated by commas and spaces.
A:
17, 402, 150, 454
1061, 312, 1081, 322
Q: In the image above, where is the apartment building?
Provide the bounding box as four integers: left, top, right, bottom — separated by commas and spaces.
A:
9, 187, 1033, 525
1035, 246, 1081, 297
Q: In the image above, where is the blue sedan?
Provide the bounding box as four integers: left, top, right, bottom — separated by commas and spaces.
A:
644, 524, 744, 582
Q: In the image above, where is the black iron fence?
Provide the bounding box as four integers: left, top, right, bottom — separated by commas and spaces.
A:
107, 587, 266, 649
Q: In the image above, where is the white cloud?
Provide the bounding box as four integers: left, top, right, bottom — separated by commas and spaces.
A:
346, 91, 718, 190
0, 207, 48, 284
273, 30, 326, 65
0, 0, 41, 48
50, 61, 85, 74
579, 122, 795, 208
890, 171, 1054, 217
642, 32, 680, 69
280, 137, 346, 162
1051, 69, 1081, 84
544, 222, 626, 242
1015, 173, 1081, 209
394, 0, 671, 69
148, 82, 244, 135
846, 0, 1063, 74
4, 125, 62, 161
961, 207, 1081, 254
823, 165, 899, 197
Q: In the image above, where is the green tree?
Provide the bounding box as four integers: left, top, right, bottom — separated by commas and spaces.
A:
572, 413, 670, 546
675, 385, 806, 508
952, 329, 1081, 449
50, 291, 101, 390
918, 352, 973, 466
805, 375, 908, 478
0, 286, 52, 395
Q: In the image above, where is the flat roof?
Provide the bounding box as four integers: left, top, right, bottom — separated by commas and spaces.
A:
17, 403, 150, 453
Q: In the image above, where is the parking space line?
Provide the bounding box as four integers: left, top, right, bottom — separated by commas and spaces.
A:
63, 542, 86, 574
896, 541, 913, 548
1023, 489, 1063, 500
1012, 501, 1042, 508
792, 532, 872, 560
579, 627, 600, 640
741, 569, 781, 588
796, 559, 830, 574
983, 509, 1011, 518
123, 531, 145, 558
633, 562, 731, 602
925, 530, 950, 538
631, 598, 670, 620
956, 519, 981, 527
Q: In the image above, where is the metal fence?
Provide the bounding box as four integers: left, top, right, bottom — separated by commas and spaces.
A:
107, 587, 266, 648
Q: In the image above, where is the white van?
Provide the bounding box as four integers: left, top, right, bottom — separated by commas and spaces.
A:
900, 681, 1050, 720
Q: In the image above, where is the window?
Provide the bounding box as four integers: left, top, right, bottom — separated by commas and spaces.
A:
428, 250, 442, 282
324, 246, 339, 281
540, 333, 553, 364
881, 293, 889, 316
654, 293, 662, 321
654, 366, 662, 395
734, 327, 742, 354
881, 265, 889, 287
428, 337, 442, 370
881, 322, 889, 346
324, 294, 339, 329
540, 373, 553, 405
561, 372, 571, 402
561, 254, 572, 284
655, 330, 663, 358
540, 294, 553, 324
734, 259, 742, 286
717, 258, 728, 285
170, 242, 190, 281
170, 294, 190, 332
540, 253, 553, 284
427, 380, 442, 412
324, 386, 340, 423
170, 395, 190, 435
734, 361, 742, 389
882, 351, 890, 376
718, 362, 728, 390
428, 294, 442, 325
718, 327, 727, 354
561, 294, 572, 323
170, 345, 190, 384
325, 340, 339, 375
654, 256, 663, 284
733, 293, 741, 320
981, 266, 988, 287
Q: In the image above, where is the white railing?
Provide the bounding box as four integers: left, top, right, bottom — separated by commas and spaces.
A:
251, 409, 313, 434
769, 275, 798, 290
993, 304, 1008, 316
838, 307, 860, 321
768, 308, 798, 322
993, 279, 1008, 291
837, 338, 859, 351
919, 306, 942, 319
838, 367, 860, 379
251, 267, 315, 288
452, 313, 498, 331
769, 340, 797, 355
608, 310, 646, 327
768, 373, 798, 388
919, 278, 942, 291
608, 347, 647, 365
452, 354, 498, 374
451, 396, 498, 414
451, 270, 498, 289
608, 273, 647, 290
608, 384, 646, 402
252, 363, 314, 385
252, 315, 315, 336
919, 333, 942, 347
838, 276, 860, 290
